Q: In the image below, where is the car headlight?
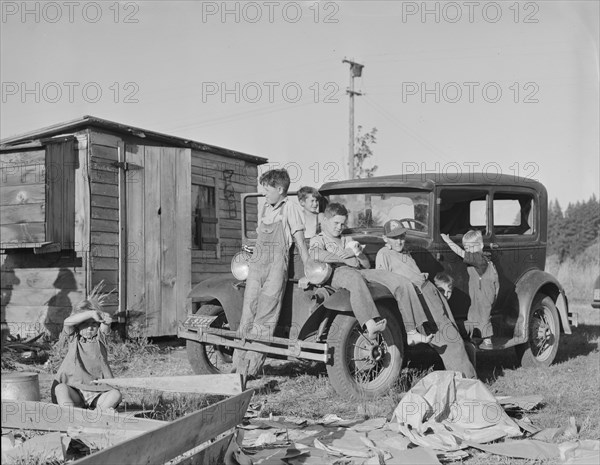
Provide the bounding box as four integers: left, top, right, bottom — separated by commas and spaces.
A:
304, 259, 332, 285
231, 251, 252, 280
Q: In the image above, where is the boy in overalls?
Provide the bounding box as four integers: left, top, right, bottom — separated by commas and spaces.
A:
233, 169, 309, 378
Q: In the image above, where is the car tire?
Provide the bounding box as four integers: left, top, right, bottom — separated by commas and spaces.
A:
186, 304, 234, 374
326, 304, 404, 401
515, 294, 561, 368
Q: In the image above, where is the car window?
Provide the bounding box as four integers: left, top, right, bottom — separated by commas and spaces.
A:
327, 192, 429, 233
243, 193, 304, 239
439, 189, 489, 236
493, 192, 535, 236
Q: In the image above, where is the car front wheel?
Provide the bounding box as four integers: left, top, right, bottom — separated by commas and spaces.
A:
186, 304, 234, 374
516, 294, 561, 367
326, 305, 404, 401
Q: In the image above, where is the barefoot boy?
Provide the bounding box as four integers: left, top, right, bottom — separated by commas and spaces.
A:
309, 202, 387, 339
441, 230, 499, 349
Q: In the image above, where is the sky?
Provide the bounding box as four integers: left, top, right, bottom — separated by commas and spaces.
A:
1, 0, 599, 206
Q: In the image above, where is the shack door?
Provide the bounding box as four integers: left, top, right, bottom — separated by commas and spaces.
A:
125, 145, 191, 336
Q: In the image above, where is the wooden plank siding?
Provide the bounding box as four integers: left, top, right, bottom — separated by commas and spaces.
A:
0, 251, 84, 339
1, 125, 262, 339
125, 143, 146, 325
88, 130, 120, 310
143, 146, 162, 334
190, 150, 257, 282
0, 149, 47, 244
0, 141, 77, 248
125, 145, 191, 336
0, 183, 45, 206
1, 134, 86, 341
46, 139, 77, 250
160, 149, 177, 333
175, 148, 192, 322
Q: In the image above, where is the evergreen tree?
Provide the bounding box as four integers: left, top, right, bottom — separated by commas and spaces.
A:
547, 199, 565, 258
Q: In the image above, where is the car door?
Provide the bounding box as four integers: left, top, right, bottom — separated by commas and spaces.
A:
489, 188, 543, 319
435, 187, 491, 323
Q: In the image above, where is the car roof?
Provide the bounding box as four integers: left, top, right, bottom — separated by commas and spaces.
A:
320, 173, 546, 194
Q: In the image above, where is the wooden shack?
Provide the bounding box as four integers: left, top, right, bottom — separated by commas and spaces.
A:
1, 116, 266, 338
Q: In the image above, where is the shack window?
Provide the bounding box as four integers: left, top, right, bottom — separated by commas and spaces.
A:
192, 184, 218, 250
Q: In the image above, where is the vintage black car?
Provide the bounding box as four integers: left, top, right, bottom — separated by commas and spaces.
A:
178, 173, 577, 399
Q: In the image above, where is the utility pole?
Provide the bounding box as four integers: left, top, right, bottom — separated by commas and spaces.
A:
343, 58, 363, 179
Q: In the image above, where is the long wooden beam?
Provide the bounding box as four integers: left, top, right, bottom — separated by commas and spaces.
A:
94, 374, 243, 396
71, 390, 253, 465
1, 401, 165, 432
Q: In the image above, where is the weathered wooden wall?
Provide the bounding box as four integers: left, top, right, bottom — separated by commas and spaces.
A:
87, 131, 121, 314
1, 126, 262, 339
125, 144, 191, 337
190, 151, 258, 285
1, 138, 84, 339
0, 140, 76, 247
0, 148, 46, 243
0, 251, 85, 339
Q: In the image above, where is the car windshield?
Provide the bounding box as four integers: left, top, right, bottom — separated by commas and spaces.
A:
327, 191, 430, 233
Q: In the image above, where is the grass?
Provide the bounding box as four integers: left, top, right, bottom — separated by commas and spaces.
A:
546, 242, 599, 305
3, 277, 599, 464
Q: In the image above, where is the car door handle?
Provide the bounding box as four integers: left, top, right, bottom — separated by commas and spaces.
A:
489, 242, 500, 249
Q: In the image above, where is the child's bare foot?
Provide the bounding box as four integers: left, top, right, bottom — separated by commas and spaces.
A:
364, 318, 387, 340
406, 330, 434, 346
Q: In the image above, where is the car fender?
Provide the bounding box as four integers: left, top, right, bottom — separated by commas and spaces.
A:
514, 269, 571, 343
188, 276, 244, 330
298, 288, 353, 340
298, 284, 397, 340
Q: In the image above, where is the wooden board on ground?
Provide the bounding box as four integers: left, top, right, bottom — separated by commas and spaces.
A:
94, 374, 243, 396
2, 431, 66, 463
71, 390, 253, 465
170, 432, 234, 465
1, 400, 165, 432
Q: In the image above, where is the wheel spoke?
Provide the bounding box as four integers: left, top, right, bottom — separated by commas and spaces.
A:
347, 328, 390, 385
531, 308, 555, 359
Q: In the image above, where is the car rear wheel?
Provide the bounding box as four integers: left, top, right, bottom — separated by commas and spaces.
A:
516, 294, 560, 367
186, 304, 234, 374
326, 305, 404, 401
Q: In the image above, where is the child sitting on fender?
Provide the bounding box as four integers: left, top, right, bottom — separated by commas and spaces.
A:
309, 202, 387, 339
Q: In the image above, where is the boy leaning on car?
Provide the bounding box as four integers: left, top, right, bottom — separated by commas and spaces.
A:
232, 169, 309, 378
